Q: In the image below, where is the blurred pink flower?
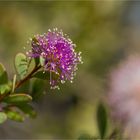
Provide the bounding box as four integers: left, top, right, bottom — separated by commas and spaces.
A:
108, 55, 140, 135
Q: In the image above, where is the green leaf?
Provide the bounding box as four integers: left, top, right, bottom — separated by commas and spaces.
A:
25, 58, 36, 77
4, 93, 32, 103
16, 103, 37, 118
6, 110, 24, 122
33, 71, 48, 80
15, 53, 28, 79
97, 103, 107, 139
0, 84, 11, 94
0, 63, 8, 84
40, 56, 45, 66
34, 57, 40, 66
0, 112, 7, 124
31, 79, 45, 101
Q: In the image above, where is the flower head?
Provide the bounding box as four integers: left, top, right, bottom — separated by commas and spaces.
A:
108, 55, 140, 136
27, 28, 82, 89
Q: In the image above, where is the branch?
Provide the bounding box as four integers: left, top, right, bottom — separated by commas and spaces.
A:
15, 65, 41, 89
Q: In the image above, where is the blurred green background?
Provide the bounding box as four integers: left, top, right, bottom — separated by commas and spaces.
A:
0, 1, 138, 139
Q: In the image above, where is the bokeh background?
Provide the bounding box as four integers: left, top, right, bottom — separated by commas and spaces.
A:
0, 1, 139, 139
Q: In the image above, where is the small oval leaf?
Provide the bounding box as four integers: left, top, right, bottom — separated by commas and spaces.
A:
0, 84, 11, 94
26, 58, 36, 75
15, 53, 28, 79
34, 57, 40, 66
6, 110, 24, 122
16, 103, 37, 118
33, 71, 48, 80
4, 93, 32, 103
40, 56, 45, 66
0, 112, 7, 124
31, 79, 45, 101
0, 63, 8, 84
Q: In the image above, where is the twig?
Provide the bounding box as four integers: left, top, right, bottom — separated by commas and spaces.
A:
15, 65, 41, 89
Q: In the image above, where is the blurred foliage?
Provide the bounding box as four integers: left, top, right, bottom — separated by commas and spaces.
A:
97, 103, 108, 139
0, 0, 135, 139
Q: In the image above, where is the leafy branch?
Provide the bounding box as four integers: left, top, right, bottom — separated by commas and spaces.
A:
0, 53, 45, 123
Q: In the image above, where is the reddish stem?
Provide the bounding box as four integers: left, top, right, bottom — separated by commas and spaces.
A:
15, 65, 41, 89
